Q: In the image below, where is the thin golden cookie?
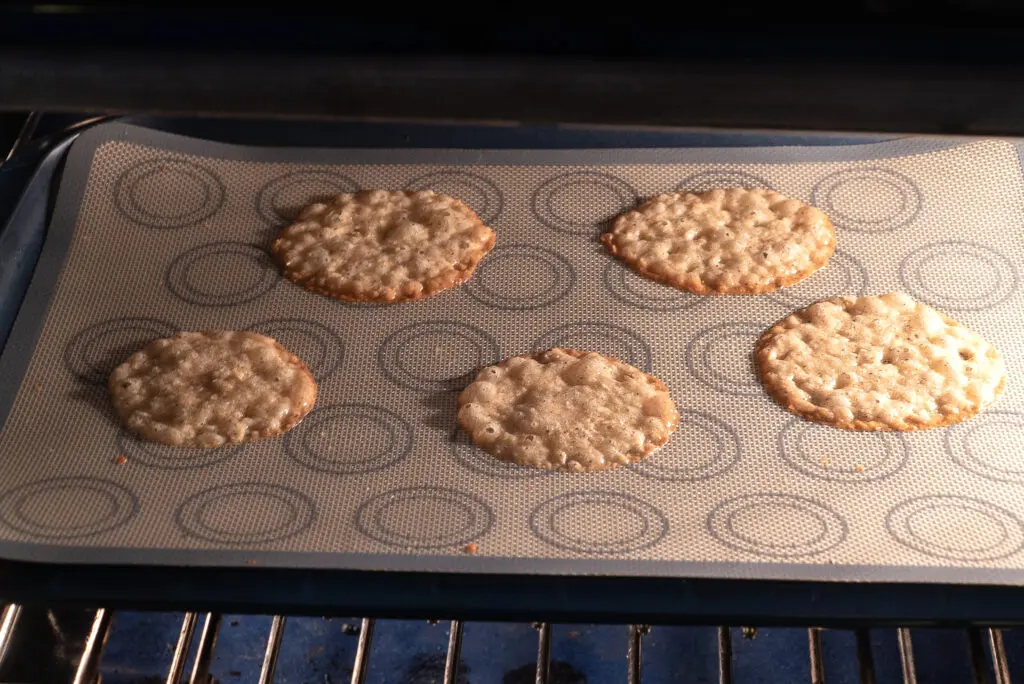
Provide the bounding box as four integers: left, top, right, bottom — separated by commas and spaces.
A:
271, 189, 496, 303
109, 331, 317, 448
756, 293, 1006, 431
602, 187, 835, 294
457, 348, 679, 473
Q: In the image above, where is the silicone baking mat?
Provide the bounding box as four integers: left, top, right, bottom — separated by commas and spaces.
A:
1, 122, 1023, 584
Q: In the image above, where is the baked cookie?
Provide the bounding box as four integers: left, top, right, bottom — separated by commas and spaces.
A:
271, 189, 496, 303
109, 331, 317, 448
756, 293, 1006, 431
602, 188, 835, 294
457, 348, 678, 472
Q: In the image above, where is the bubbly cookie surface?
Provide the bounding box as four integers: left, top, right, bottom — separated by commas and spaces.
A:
271, 189, 495, 303
756, 293, 1006, 431
109, 331, 317, 448
602, 188, 835, 294
457, 348, 678, 472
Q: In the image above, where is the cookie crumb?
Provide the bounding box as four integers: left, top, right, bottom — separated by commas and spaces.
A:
855, 464, 865, 473
464, 543, 479, 554
113, 454, 128, 465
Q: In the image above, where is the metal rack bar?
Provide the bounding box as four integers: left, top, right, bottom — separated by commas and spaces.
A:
898, 628, 918, 684
809, 628, 826, 684
443, 620, 464, 684
855, 629, 876, 684
990, 629, 1012, 684
188, 612, 222, 684
349, 618, 375, 684
535, 622, 552, 684
0, 604, 22, 669
258, 615, 287, 684
72, 609, 113, 684
627, 624, 648, 684
719, 627, 734, 684
166, 612, 199, 684
969, 628, 995, 684
2, 111, 39, 166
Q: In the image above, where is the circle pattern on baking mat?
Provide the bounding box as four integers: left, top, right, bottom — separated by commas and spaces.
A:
256, 170, 360, 224
532, 171, 637, 235
768, 250, 869, 308
0, 476, 138, 539
113, 157, 225, 229
530, 491, 668, 554
165, 242, 278, 307
779, 419, 908, 482
117, 431, 243, 470
65, 317, 177, 384
886, 495, 1024, 561
602, 260, 706, 312
464, 244, 575, 310
175, 483, 316, 545
405, 170, 503, 224
632, 410, 740, 481
811, 167, 922, 233
899, 241, 1018, 310
707, 493, 847, 558
685, 323, 762, 395
676, 169, 775, 192
245, 318, 345, 381
946, 411, 1024, 484
285, 403, 413, 475
355, 486, 494, 549
449, 426, 553, 479
533, 322, 652, 373
378, 321, 500, 392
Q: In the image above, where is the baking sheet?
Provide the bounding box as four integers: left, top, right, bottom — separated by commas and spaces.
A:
1, 122, 1023, 584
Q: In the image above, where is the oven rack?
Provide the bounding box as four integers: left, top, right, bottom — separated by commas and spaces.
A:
0, 602, 1017, 683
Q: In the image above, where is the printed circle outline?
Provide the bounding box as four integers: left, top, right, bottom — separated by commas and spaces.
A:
285, 403, 413, 475
676, 169, 776, 192
404, 170, 504, 224
531, 171, 637, 235
245, 318, 345, 381
256, 170, 360, 224
464, 244, 576, 310
886, 495, 1024, 561
947, 411, 1024, 483
602, 260, 707, 312
779, 419, 908, 482
685, 323, 762, 395
65, 317, 178, 384
0, 476, 139, 539
355, 486, 494, 549
899, 241, 1018, 310
165, 242, 279, 307
768, 250, 869, 308
707, 493, 848, 558
449, 426, 554, 479
632, 410, 741, 481
533, 322, 652, 373
113, 157, 225, 229
116, 431, 242, 470
811, 167, 922, 233
530, 491, 668, 554
377, 321, 500, 392
175, 483, 316, 545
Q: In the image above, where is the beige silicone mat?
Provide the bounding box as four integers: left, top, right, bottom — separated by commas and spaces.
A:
1, 122, 1024, 583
